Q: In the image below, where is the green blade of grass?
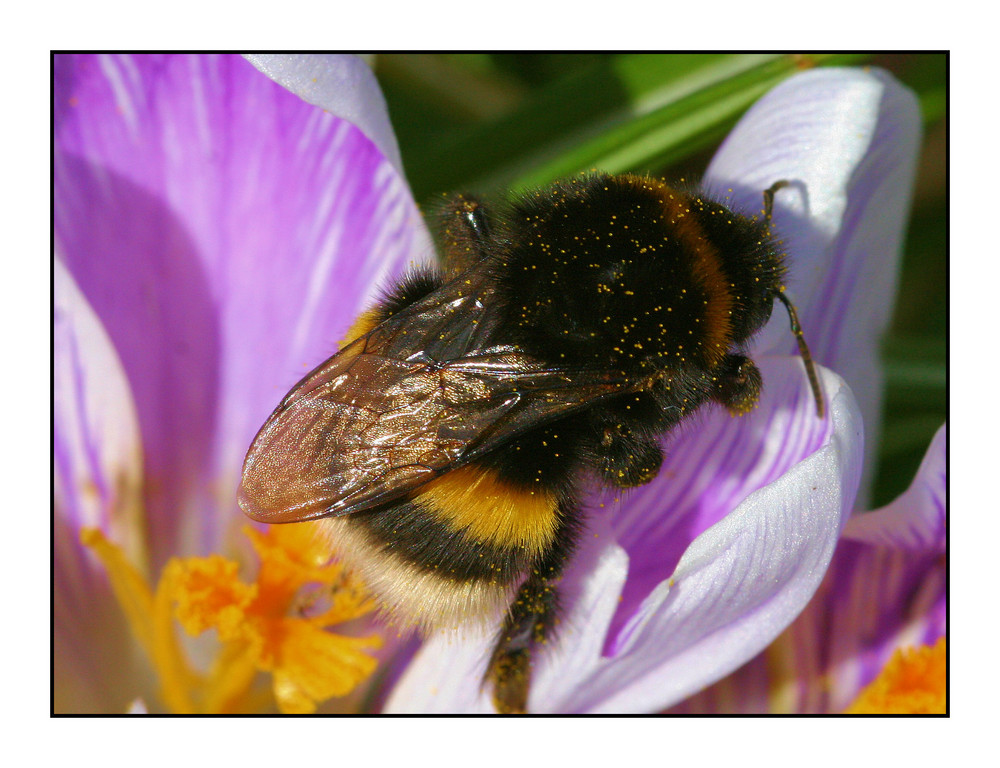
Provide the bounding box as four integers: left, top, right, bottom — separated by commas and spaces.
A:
399, 53, 870, 200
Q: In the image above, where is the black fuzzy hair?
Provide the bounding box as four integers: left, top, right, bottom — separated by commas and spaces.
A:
489, 173, 784, 373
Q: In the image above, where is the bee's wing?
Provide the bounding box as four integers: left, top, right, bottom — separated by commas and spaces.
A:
238, 274, 629, 523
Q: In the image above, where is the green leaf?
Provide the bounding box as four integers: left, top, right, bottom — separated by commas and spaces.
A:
396, 53, 871, 201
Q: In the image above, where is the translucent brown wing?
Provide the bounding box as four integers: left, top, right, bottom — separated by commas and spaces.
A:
238, 270, 630, 523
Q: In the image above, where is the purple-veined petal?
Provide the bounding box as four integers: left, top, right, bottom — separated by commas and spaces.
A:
764, 533, 945, 714
54, 54, 432, 565
842, 423, 946, 552
54, 258, 148, 712
243, 54, 403, 175
671, 425, 946, 714
556, 366, 861, 713
385, 365, 862, 713
704, 67, 920, 500
597, 355, 836, 647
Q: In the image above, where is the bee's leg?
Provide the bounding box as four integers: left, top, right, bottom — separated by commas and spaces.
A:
486, 502, 580, 714
436, 194, 495, 277
594, 427, 664, 488
712, 353, 763, 416
588, 392, 670, 488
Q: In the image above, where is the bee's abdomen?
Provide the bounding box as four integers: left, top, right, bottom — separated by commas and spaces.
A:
319, 461, 566, 632
357, 466, 559, 584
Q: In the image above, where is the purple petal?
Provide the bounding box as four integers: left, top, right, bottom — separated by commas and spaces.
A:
843, 423, 946, 551
385, 365, 862, 713
704, 67, 920, 500
243, 54, 403, 174
671, 426, 947, 714
552, 368, 861, 713
597, 356, 836, 648
54, 258, 147, 712
763, 483, 946, 713
793, 556, 944, 713
54, 54, 431, 564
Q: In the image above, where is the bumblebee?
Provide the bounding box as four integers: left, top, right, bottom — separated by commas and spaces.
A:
238, 173, 823, 714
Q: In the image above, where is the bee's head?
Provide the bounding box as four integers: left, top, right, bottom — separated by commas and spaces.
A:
701, 181, 824, 416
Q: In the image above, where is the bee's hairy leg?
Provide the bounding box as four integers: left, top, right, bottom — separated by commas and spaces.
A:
486, 502, 579, 714
486, 576, 553, 714
593, 426, 664, 488
436, 194, 495, 277
712, 353, 763, 416
587, 391, 666, 488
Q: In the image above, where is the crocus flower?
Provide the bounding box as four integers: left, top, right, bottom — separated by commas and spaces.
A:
54, 54, 944, 714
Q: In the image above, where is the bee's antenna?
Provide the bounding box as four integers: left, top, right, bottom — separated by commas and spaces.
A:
774, 291, 825, 418
763, 180, 824, 418
763, 179, 790, 224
